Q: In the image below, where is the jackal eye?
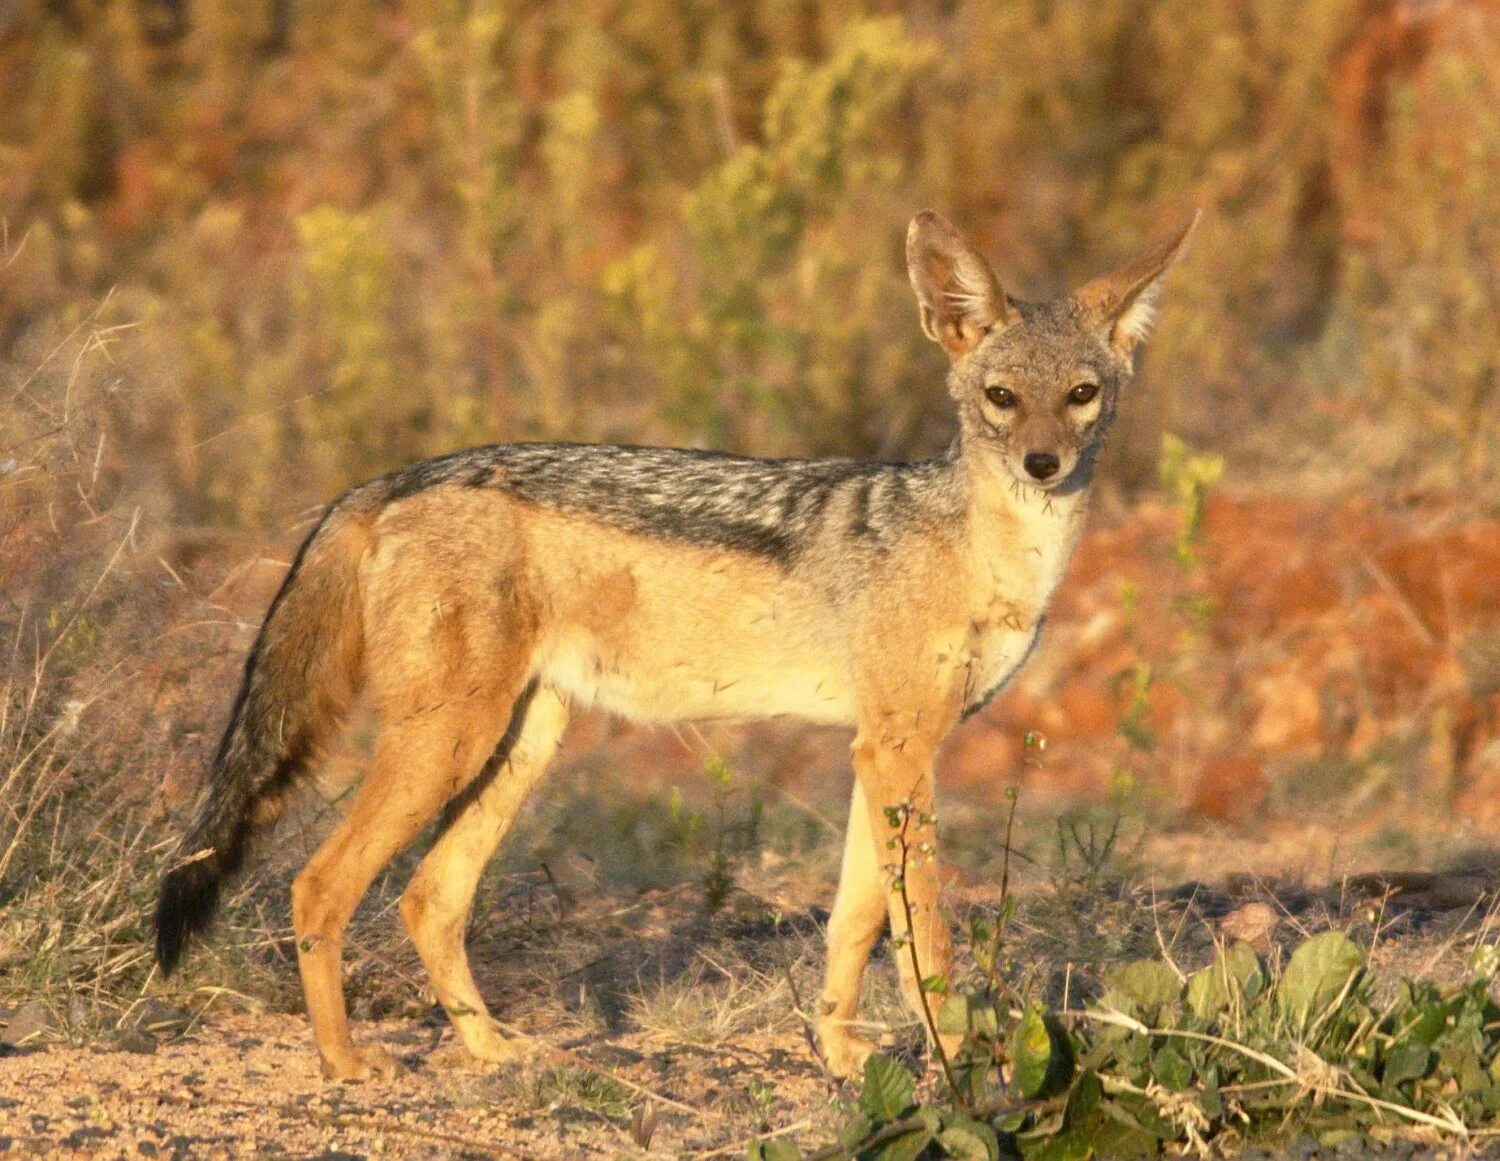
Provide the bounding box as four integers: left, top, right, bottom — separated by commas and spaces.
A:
984, 385, 1018, 409
1068, 382, 1099, 405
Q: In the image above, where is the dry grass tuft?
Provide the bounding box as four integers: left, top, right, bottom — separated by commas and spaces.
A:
629, 955, 796, 1047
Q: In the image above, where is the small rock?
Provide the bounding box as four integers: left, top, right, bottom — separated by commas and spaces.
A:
114, 1028, 159, 1055
128, 999, 193, 1037
1220, 901, 1279, 954
2, 1000, 59, 1048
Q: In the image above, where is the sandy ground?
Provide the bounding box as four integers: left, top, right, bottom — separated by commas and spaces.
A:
0, 1010, 840, 1159
5, 859, 1500, 1160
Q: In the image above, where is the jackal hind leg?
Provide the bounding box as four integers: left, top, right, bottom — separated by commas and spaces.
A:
848, 724, 959, 1067
818, 780, 888, 1077
399, 685, 569, 1067
291, 691, 517, 1082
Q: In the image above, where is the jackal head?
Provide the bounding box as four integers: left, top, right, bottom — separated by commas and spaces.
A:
907, 210, 1199, 493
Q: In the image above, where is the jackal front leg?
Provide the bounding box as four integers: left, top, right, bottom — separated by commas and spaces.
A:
818, 780, 887, 1077
823, 725, 959, 1074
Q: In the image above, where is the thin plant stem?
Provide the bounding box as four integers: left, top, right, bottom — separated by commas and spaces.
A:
890, 802, 964, 1109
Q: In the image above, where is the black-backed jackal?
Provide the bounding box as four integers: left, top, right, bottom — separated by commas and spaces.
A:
156, 209, 1198, 1081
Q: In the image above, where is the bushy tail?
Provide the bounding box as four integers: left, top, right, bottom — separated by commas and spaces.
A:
155, 505, 373, 974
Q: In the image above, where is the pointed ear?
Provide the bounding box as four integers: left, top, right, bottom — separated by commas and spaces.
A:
906, 210, 1011, 360
1077, 210, 1201, 355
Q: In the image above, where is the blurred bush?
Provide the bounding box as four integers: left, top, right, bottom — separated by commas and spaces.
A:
0, 0, 1496, 527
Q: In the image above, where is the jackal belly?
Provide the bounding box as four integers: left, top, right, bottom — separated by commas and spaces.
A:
532, 522, 856, 725
539, 633, 855, 725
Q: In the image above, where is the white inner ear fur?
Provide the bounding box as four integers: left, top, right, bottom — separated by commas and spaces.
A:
942, 253, 1001, 330
1114, 278, 1163, 349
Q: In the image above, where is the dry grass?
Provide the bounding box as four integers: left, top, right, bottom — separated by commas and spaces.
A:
4, 2, 1498, 529
0, 308, 1497, 1156
629, 956, 796, 1047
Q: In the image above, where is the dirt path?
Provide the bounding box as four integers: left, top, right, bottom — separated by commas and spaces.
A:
6, 862, 1499, 1159
0, 1011, 837, 1158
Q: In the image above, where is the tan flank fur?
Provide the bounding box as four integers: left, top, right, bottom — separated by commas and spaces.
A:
155, 209, 1199, 1081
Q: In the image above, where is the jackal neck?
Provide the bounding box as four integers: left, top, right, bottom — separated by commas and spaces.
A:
952, 438, 1092, 614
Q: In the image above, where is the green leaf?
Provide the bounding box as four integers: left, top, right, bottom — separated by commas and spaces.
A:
1459, 1057, 1490, 1095
1107, 1092, 1172, 1143
1010, 1006, 1075, 1100
749, 1139, 801, 1161
936, 994, 969, 1037
1349, 1065, 1382, 1095
1186, 941, 1263, 1019
970, 999, 1000, 1039
1012, 1006, 1053, 1099
1278, 931, 1363, 1029
1046, 1104, 1158, 1158
870, 1128, 931, 1161
1151, 1045, 1193, 1092
1062, 1071, 1102, 1130
859, 1054, 916, 1124
1404, 998, 1451, 1046
1019, 1129, 1095, 1161
1111, 1030, 1150, 1075
870, 1109, 940, 1161
1102, 960, 1181, 1023
837, 1112, 875, 1151
1383, 1040, 1432, 1088
951, 1043, 994, 1107
1198, 1065, 1222, 1120
936, 993, 1000, 1039
938, 1115, 1000, 1161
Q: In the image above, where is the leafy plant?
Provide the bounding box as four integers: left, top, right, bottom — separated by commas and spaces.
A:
1157, 434, 1225, 572
753, 920, 1500, 1156
702, 757, 756, 913
1104, 432, 1226, 809
662, 757, 762, 914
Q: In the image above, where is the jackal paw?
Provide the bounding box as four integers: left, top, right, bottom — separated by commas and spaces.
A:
320, 1045, 400, 1082
453, 1025, 537, 1069
819, 1026, 875, 1079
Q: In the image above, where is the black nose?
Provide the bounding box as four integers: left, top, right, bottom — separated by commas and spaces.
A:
1024, 451, 1060, 480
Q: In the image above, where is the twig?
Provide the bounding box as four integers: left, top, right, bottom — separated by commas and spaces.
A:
1068, 1007, 1468, 1136
1070, 1007, 1297, 1079
694, 1118, 814, 1160
778, 942, 837, 1086
1345, 538, 1441, 648
998, 785, 1020, 904
769, 783, 842, 835
977, 787, 1021, 1004
343, 934, 428, 996
184, 387, 339, 452
889, 801, 964, 1108
519, 1034, 708, 1121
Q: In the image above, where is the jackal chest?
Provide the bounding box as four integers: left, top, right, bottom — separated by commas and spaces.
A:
951, 505, 1079, 717
955, 611, 1047, 719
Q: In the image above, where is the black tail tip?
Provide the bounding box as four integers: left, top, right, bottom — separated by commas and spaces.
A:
154, 859, 223, 976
